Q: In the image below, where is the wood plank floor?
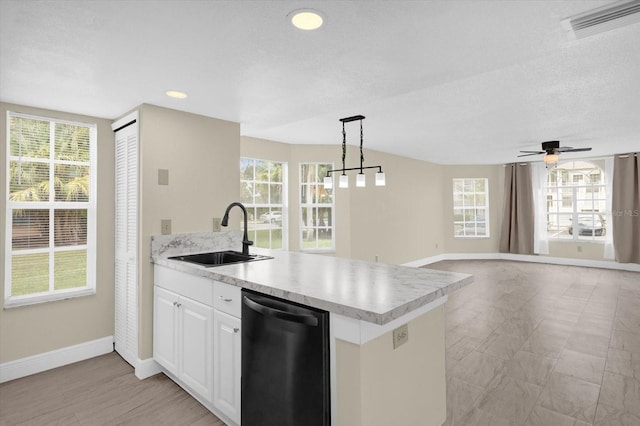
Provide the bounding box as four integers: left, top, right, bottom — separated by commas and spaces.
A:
0, 352, 224, 426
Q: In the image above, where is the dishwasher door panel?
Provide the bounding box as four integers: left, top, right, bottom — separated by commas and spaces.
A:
241, 289, 330, 426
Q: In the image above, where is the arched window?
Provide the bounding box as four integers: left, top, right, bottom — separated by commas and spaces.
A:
546, 160, 607, 241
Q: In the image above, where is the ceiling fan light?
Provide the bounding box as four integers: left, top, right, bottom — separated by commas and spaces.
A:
543, 154, 559, 164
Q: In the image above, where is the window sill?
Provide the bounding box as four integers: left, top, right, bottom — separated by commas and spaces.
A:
300, 249, 336, 255
3, 287, 96, 309
454, 236, 491, 240
548, 239, 606, 245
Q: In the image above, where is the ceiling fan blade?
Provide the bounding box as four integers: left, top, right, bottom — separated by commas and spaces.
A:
517, 153, 542, 157
560, 147, 593, 153
519, 150, 545, 154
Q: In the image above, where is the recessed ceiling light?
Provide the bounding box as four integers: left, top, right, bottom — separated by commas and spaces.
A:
288, 9, 325, 30
165, 90, 188, 99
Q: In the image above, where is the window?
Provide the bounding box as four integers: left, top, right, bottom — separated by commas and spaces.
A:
453, 178, 489, 238
546, 161, 606, 241
240, 158, 287, 249
300, 163, 334, 251
5, 112, 97, 306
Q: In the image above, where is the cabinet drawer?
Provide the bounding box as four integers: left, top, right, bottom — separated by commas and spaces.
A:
213, 281, 241, 317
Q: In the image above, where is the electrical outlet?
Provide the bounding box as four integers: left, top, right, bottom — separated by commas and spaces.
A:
212, 217, 222, 232
577, 245, 582, 253
393, 324, 409, 349
435, 242, 439, 249
375, 255, 379, 263
161, 219, 172, 235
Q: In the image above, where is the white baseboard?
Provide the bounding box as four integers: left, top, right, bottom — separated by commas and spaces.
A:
135, 357, 161, 380
0, 336, 113, 383
404, 252, 640, 272
402, 254, 444, 267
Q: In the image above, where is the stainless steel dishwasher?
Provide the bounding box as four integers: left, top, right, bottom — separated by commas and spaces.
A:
241, 289, 330, 426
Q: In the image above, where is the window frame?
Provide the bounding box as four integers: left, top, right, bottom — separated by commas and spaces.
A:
299, 162, 335, 253
452, 178, 490, 239
240, 157, 288, 250
4, 111, 97, 308
545, 160, 607, 243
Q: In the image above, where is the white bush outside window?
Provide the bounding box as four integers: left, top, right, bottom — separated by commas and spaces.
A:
300, 163, 334, 252
546, 160, 607, 242
5, 112, 97, 307
453, 178, 489, 238
240, 158, 287, 250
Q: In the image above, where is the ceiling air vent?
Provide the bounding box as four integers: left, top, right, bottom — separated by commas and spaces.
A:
561, 0, 640, 39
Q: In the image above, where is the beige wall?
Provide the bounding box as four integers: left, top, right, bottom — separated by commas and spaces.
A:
336, 306, 447, 426
442, 164, 505, 254
0, 103, 115, 363
241, 137, 445, 264
137, 104, 240, 359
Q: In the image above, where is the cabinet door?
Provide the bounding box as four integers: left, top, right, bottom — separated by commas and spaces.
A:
213, 309, 241, 425
114, 114, 139, 368
180, 296, 214, 403
154, 287, 179, 374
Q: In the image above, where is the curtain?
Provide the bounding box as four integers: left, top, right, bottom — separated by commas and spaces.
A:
612, 153, 640, 263
603, 157, 615, 259
500, 163, 535, 254
531, 162, 549, 255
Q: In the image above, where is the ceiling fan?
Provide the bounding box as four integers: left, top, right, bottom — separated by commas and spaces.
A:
518, 140, 592, 164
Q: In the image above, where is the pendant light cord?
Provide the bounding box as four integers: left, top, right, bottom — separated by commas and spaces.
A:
342, 121, 346, 174
360, 119, 364, 173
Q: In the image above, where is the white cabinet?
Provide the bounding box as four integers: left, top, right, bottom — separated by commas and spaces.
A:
213, 309, 241, 425
153, 286, 214, 404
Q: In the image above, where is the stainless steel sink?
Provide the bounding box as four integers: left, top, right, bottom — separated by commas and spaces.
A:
169, 250, 272, 267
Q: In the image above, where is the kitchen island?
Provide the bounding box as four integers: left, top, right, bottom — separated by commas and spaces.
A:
151, 232, 473, 426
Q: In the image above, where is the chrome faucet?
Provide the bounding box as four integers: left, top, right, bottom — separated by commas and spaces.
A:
221, 202, 253, 255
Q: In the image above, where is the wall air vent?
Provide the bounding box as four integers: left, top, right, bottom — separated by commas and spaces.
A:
561, 0, 640, 39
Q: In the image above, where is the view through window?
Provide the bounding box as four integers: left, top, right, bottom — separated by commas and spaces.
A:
300, 163, 334, 251
6, 112, 96, 304
453, 178, 490, 238
240, 158, 287, 249
546, 160, 607, 241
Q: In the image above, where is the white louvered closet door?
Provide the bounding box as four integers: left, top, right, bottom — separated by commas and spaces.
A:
113, 113, 139, 368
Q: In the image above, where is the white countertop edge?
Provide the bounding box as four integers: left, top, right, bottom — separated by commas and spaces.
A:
330, 295, 448, 345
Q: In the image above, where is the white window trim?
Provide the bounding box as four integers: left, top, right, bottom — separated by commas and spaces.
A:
299, 162, 335, 253
452, 178, 490, 239
4, 111, 97, 308
240, 157, 288, 250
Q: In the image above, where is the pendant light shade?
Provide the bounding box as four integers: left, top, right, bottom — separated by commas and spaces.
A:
323, 175, 333, 189
356, 173, 366, 187
339, 174, 349, 188
375, 171, 386, 186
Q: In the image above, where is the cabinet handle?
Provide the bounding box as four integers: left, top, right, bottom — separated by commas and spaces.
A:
219, 296, 233, 302
173, 301, 177, 306
233, 328, 239, 333
176, 303, 182, 308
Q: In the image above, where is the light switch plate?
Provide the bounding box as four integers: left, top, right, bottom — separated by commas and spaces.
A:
161, 219, 172, 235
212, 217, 222, 232
393, 324, 409, 349
158, 169, 169, 185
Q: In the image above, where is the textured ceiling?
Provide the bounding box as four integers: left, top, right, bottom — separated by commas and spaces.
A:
1, 0, 639, 164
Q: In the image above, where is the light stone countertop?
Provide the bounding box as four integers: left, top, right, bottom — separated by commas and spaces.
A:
151, 232, 473, 325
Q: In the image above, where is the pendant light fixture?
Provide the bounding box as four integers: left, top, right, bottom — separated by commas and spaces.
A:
323, 115, 385, 189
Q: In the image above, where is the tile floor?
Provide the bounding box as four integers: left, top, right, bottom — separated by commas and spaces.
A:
429, 259, 640, 426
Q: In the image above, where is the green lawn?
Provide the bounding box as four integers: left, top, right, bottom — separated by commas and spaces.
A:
11, 250, 86, 296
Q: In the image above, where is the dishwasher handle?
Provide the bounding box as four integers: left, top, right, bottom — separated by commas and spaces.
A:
243, 295, 319, 327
